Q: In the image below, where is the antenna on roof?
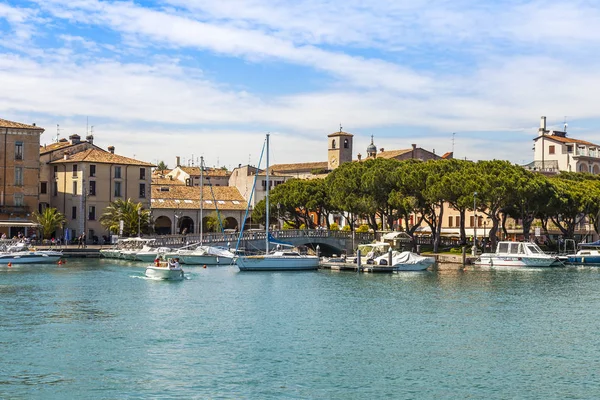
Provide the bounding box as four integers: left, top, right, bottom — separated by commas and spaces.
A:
55, 124, 60, 143
452, 132, 456, 153
86, 116, 88, 135
339, 123, 343, 133
564, 116, 568, 134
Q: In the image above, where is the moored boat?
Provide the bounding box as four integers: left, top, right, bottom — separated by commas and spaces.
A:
373, 251, 435, 271
474, 241, 561, 268
566, 241, 600, 265
0, 242, 62, 264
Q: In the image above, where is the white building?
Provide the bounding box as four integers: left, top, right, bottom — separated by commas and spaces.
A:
526, 116, 600, 174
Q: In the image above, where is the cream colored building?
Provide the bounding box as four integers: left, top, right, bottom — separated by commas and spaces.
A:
0, 118, 45, 237
525, 116, 600, 174
165, 156, 231, 187
41, 136, 153, 243
150, 182, 248, 235
228, 165, 292, 209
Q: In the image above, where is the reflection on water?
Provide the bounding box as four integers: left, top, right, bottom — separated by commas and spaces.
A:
1, 259, 600, 399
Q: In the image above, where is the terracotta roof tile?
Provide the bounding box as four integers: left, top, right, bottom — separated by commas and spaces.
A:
441, 151, 453, 159
269, 161, 328, 173
375, 149, 412, 159
537, 134, 599, 147
151, 185, 248, 210
40, 140, 72, 155
151, 176, 185, 186
177, 166, 231, 177
50, 148, 154, 166
0, 118, 44, 130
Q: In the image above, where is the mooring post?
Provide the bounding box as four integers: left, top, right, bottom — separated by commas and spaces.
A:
357, 249, 361, 272
388, 246, 393, 267
462, 246, 466, 267
316, 245, 320, 259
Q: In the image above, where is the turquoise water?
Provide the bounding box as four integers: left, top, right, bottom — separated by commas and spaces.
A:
1, 260, 600, 399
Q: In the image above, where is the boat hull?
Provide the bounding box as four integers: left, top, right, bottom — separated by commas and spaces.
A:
145, 266, 184, 280
0, 252, 62, 264
566, 255, 600, 265
393, 261, 434, 272
474, 255, 560, 268
179, 254, 233, 265
236, 255, 319, 271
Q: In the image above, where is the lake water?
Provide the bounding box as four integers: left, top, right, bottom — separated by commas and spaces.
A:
1, 259, 600, 399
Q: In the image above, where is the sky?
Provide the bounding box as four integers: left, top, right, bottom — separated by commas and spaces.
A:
2, 0, 600, 170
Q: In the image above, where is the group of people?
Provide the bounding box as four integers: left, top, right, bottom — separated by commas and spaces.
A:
154, 255, 181, 269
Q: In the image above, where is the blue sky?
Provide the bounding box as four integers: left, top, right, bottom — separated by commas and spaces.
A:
2, 0, 600, 169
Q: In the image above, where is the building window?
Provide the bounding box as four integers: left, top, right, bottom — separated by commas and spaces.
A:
344, 139, 349, 149
53, 182, 58, 197
73, 181, 78, 195
456, 216, 461, 226
88, 206, 96, 221
72, 164, 78, 177
14, 167, 23, 186
72, 206, 77, 219
331, 139, 336, 149
40, 182, 48, 194
567, 145, 573, 153
15, 142, 23, 160
549, 145, 555, 155
14, 193, 24, 206
114, 166, 122, 179
470, 216, 474, 227
448, 216, 453, 227
90, 165, 96, 177
114, 181, 122, 197
140, 168, 146, 180
139, 183, 146, 198
89, 181, 96, 196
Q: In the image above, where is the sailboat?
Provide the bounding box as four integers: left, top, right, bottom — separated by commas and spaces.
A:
167, 156, 235, 265
235, 134, 320, 271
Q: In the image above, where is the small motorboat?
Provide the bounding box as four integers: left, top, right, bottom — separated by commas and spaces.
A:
373, 251, 435, 271
145, 258, 184, 280
0, 242, 62, 264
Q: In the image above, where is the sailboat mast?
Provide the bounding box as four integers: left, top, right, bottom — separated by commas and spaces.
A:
200, 156, 204, 245
265, 134, 270, 254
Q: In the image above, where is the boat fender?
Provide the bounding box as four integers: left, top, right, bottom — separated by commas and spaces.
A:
7, 262, 12, 267
58, 260, 62, 265
203, 264, 207, 269
582, 257, 585, 263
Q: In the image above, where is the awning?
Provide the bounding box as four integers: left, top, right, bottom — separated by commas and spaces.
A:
0, 221, 40, 227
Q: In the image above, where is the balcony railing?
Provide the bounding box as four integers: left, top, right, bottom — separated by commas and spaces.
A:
0, 205, 31, 215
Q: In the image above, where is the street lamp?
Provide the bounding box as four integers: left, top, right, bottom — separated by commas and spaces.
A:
277, 203, 281, 230
472, 192, 478, 256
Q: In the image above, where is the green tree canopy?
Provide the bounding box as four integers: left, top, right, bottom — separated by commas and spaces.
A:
100, 199, 151, 237
33, 207, 66, 239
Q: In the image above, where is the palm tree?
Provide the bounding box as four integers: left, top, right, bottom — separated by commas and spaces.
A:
100, 199, 151, 237
33, 207, 66, 239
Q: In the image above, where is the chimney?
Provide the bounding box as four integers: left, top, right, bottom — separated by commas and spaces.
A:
433, 149, 436, 154
63, 151, 69, 160
412, 144, 416, 159
86, 135, 93, 144
380, 148, 384, 152
238, 163, 242, 168
539, 116, 547, 136
108, 146, 115, 154
176, 156, 181, 167
69, 134, 81, 145
32, 123, 36, 126
357, 153, 362, 161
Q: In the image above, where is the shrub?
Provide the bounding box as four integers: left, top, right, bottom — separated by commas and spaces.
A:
342, 225, 351, 231
356, 224, 369, 233
330, 222, 340, 231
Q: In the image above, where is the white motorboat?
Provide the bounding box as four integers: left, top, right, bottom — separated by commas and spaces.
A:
235, 249, 319, 271
474, 241, 561, 268
235, 134, 319, 272
175, 245, 234, 265
373, 251, 435, 271
135, 247, 172, 262
352, 242, 391, 265
0, 242, 62, 264
145, 259, 184, 280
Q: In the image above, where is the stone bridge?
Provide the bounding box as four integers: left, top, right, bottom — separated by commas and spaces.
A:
152, 229, 376, 256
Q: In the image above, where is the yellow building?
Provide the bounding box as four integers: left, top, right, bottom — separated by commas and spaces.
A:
41, 136, 154, 244
0, 118, 45, 237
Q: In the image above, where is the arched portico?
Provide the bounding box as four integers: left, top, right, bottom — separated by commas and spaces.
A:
154, 216, 172, 235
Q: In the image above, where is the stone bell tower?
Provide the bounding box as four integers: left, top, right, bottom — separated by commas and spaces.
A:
327, 125, 353, 170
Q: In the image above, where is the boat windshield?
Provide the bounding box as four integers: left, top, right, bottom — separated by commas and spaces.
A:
526, 244, 542, 254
